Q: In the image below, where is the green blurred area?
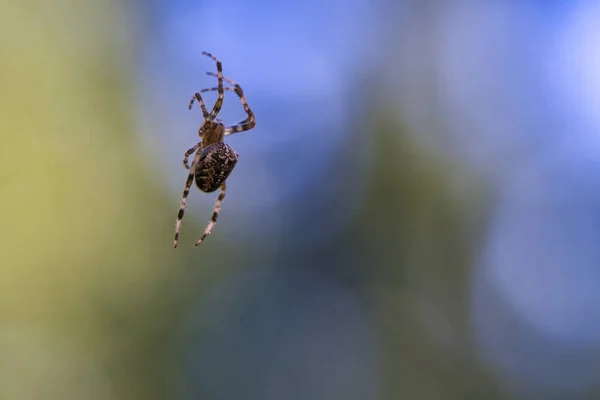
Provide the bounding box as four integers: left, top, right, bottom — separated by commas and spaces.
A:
0, 3, 214, 398
0, 2, 511, 400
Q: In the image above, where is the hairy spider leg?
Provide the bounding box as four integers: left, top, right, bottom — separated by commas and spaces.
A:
205, 72, 256, 136
174, 150, 203, 248
195, 183, 227, 246
187, 86, 236, 116
182, 142, 202, 170
201, 51, 224, 120
187, 91, 210, 116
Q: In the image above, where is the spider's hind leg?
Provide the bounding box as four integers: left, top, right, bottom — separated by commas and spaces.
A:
195, 183, 227, 246
174, 152, 202, 248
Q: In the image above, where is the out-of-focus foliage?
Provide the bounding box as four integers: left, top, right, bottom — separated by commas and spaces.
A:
0, 2, 223, 399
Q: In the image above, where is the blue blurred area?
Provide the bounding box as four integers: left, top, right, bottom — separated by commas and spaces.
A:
473, 150, 600, 397
178, 266, 379, 400
135, 0, 600, 398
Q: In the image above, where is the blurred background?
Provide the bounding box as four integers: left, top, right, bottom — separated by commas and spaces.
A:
2, 0, 600, 399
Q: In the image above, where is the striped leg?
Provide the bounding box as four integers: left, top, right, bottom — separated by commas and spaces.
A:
201, 51, 224, 120
189, 86, 237, 114
182, 142, 202, 170
174, 151, 202, 248
195, 183, 226, 246
206, 72, 256, 135
188, 91, 210, 116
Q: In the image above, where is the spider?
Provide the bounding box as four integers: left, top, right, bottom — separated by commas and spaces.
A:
173, 51, 256, 248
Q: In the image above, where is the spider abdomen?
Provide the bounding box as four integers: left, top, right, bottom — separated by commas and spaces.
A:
195, 142, 238, 193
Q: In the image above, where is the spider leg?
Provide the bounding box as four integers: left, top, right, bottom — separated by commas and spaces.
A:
201, 86, 237, 93
174, 151, 203, 248
182, 142, 202, 170
206, 72, 256, 136
189, 86, 237, 113
188, 91, 210, 117
195, 183, 226, 246
201, 51, 225, 120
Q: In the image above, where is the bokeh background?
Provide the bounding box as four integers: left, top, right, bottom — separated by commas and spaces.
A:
3, 1, 600, 399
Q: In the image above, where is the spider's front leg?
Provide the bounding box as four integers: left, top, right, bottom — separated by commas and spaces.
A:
188, 86, 238, 115
201, 51, 225, 120
205, 72, 256, 136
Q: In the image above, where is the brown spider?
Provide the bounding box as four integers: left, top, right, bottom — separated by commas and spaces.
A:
173, 51, 256, 248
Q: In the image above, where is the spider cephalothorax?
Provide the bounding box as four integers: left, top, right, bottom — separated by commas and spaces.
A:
173, 51, 255, 248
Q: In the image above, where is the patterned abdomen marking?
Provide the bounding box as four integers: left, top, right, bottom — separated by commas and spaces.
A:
195, 142, 238, 193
